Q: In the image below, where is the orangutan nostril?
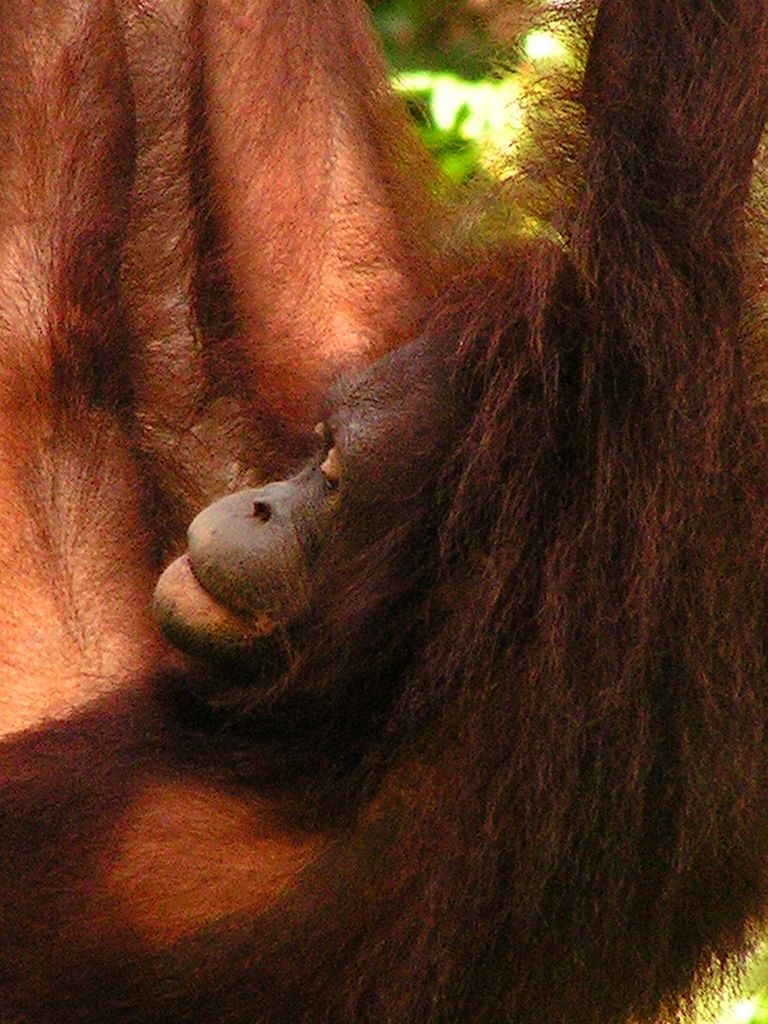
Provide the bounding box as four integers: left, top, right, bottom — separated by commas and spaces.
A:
252, 500, 272, 523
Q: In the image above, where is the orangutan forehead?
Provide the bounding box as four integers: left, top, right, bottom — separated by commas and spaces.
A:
323, 338, 452, 423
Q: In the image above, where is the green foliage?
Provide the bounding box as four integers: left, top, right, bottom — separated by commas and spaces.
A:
718, 997, 768, 1024
727, 948, 768, 1024
392, 70, 522, 182
371, 0, 507, 79
376, 2, 573, 183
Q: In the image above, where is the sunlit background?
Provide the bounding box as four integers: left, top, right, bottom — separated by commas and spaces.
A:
374, 0, 569, 182
368, 2, 768, 1022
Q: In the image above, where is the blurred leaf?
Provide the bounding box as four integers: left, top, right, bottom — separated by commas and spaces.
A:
393, 70, 524, 180
370, 0, 511, 78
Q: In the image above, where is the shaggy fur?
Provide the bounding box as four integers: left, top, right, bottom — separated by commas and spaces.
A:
1, 2, 768, 1024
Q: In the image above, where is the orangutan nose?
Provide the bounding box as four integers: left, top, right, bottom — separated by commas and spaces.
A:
252, 500, 272, 523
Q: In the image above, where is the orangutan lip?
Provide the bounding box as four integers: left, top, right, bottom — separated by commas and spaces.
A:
185, 553, 271, 629
186, 553, 210, 595
185, 554, 242, 619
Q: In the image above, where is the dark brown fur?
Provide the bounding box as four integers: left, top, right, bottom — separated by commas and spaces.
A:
1, 2, 768, 1023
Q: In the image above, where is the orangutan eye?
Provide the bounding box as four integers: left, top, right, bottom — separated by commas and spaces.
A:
320, 446, 341, 490
313, 419, 331, 448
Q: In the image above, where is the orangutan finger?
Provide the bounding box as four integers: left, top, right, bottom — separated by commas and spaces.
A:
0, 0, 134, 415
0, 1, 159, 735
119, 0, 305, 554
199, 0, 439, 430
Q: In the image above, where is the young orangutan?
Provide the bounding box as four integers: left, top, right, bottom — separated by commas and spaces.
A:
1, 2, 768, 1024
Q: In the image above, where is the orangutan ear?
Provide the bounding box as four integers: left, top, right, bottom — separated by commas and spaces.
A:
201, 0, 440, 428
